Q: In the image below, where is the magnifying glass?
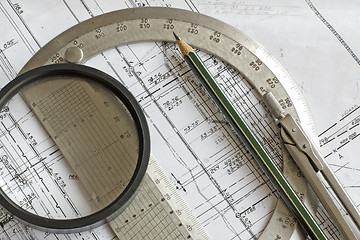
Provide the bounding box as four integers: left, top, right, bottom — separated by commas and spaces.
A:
0, 64, 150, 232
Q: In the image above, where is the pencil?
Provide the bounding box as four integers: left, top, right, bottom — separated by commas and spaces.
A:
173, 32, 327, 240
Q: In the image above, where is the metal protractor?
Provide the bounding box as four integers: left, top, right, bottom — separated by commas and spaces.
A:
19, 7, 318, 240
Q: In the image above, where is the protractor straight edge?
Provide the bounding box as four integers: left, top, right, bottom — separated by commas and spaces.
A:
20, 7, 317, 240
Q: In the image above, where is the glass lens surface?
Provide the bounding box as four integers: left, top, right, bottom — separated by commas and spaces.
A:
0, 75, 139, 220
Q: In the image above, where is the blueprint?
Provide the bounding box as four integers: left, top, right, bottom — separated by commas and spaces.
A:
0, 0, 359, 239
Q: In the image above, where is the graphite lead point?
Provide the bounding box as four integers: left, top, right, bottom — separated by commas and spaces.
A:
173, 32, 180, 40
174, 33, 194, 56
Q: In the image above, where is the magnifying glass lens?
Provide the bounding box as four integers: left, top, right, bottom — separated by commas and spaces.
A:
0, 64, 149, 232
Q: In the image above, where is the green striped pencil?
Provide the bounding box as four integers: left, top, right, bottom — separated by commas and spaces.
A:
173, 32, 327, 240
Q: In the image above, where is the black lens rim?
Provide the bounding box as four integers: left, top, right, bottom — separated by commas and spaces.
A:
0, 63, 150, 233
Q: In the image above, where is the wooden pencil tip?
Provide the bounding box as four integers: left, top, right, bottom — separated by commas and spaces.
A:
173, 34, 194, 56
173, 32, 180, 41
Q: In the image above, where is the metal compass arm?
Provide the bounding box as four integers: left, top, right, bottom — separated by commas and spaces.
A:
264, 92, 360, 240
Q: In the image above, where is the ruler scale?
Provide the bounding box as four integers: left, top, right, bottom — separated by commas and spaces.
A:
110, 156, 211, 239
22, 78, 138, 213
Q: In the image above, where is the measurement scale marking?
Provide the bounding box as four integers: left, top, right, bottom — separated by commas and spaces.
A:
110, 157, 209, 239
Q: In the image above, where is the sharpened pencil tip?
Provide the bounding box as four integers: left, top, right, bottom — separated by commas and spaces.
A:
173, 32, 180, 40
173, 33, 194, 56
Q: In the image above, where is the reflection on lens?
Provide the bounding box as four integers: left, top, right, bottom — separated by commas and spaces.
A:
0, 64, 149, 232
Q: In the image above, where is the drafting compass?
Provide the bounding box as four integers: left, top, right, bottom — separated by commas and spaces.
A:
2, 7, 359, 240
